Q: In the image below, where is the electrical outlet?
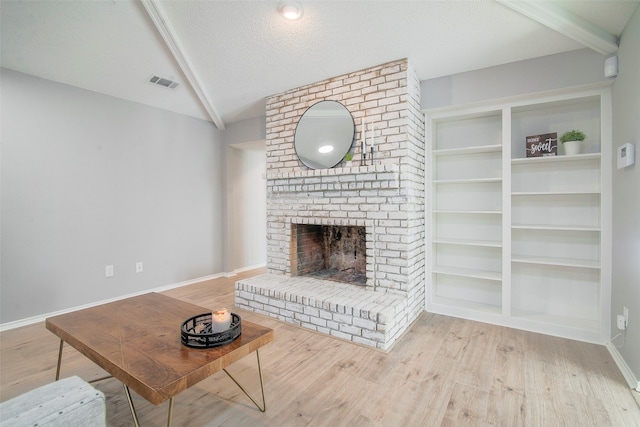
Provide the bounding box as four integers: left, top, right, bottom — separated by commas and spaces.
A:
135, 262, 143, 273
617, 314, 626, 330
105, 265, 114, 278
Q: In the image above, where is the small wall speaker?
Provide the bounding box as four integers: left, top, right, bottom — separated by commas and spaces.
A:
604, 55, 618, 78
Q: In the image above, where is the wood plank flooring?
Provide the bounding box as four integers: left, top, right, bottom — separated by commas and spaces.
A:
2, 268, 639, 426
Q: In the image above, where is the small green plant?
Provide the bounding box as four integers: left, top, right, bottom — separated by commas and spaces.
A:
560, 130, 586, 143
344, 152, 353, 161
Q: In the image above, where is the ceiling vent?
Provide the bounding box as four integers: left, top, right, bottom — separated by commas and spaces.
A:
148, 75, 179, 89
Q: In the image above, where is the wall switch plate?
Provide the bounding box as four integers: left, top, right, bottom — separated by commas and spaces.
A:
105, 265, 114, 278
135, 262, 143, 273
617, 314, 626, 330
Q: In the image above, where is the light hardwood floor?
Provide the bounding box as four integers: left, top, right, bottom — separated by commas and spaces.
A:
1, 268, 639, 426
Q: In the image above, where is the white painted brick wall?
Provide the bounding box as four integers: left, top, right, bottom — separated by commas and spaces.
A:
240, 59, 425, 350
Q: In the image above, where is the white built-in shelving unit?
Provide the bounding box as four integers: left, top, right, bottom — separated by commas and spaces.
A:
425, 85, 612, 343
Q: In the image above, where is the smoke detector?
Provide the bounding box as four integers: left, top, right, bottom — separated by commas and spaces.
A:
148, 75, 179, 89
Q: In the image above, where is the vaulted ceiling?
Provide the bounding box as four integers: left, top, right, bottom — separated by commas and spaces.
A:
1, 1, 637, 129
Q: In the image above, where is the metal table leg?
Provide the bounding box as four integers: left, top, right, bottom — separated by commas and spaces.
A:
124, 385, 175, 427
55, 338, 112, 384
223, 349, 266, 412
55, 339, 64, 380
124, 385, 141, 427
167, 397, 174, 427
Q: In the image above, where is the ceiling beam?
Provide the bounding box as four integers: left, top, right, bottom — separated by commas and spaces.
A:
141, 0, 226, 129
497, 0, 618, 55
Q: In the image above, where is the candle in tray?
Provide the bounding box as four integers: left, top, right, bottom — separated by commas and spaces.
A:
211, 308, 231, 332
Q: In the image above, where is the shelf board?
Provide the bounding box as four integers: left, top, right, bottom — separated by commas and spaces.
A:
430, 295, 502, 315
433, 237, 502, 248
432, 266, 502, 281
512, 224, 601, 232
512, 153, 601, 164
433, 144, 502, 156
434, 177, 502, 184
512, 190, 600, 196
511, 309, 600, 331
433, 210, 502, 215
512, 255, 600, 269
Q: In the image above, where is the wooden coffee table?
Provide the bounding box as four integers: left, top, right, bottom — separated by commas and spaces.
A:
45, 292, 274, 426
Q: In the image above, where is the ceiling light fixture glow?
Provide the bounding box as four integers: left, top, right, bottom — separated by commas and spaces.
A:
318, 145, 334, 154
278, 1, 303, 20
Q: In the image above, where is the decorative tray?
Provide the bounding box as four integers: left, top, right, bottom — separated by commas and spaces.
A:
180, 312, 241, 348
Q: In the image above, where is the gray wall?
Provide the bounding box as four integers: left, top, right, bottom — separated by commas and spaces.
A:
1, 69, 225, 323
226, 141, 267, 272
421, 48, 608, 110
221, 119, 267, 273
223, 116, 266, 146
611, 6, 640, 384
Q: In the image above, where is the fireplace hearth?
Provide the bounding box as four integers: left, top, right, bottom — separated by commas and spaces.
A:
308, 268, 366, 285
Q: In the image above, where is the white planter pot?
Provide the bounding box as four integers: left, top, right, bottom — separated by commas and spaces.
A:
563, 140, 581, 155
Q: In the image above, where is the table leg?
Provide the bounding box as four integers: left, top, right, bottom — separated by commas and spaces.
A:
55, 338, 112, 384
88, 375, 113, 384
123, 386, 174, 427
123, 384, 141, 427
167, 397, 174, 427
55, 339, 64, 380
223, 349, 266, 412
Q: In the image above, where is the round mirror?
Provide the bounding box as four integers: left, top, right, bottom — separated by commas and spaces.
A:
294, 100, 355, 169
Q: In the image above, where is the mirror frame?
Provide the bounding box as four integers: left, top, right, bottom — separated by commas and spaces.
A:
293, 100, 355, 169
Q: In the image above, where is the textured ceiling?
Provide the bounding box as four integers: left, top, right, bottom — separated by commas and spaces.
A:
1, 1, 637, 127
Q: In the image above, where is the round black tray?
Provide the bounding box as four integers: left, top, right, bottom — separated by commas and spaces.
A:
181, 312, 241, 348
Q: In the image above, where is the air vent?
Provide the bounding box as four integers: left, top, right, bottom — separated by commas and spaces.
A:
148, 75, 179, 89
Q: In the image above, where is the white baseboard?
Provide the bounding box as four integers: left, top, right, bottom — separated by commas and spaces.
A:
0, 272, 226, 332
606, 341, 640, 390
224, 263, 266, 277
234, 263, 266, 274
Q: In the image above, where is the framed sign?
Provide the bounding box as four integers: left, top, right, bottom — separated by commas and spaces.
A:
526, 133, 557, 157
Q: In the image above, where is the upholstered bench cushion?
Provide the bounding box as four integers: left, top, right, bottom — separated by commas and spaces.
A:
0, 376, 105, 426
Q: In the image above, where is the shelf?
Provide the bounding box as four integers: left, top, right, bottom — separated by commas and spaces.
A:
512, 153, 601, 164
427, 87, 609, 343
433, 144, 502, 156
433, 210, 502, 215
511, 309, 600, 331
512, 192, 600, 229
512, 255, 600, 269
512, 190, 600, 196
434, 178, 502, 184
430, 296, 502, 315
511, 224, 601, 232
265, 163, 397, 180
432, 266, 502, 281
433, 237, 502, 248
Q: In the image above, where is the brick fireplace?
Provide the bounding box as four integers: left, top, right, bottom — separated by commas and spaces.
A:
235, 59, 425, 350
293, 224, 367, 285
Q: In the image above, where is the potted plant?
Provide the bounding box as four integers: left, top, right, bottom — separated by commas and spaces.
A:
560, 129, 586, 155
344, 152, 353, 166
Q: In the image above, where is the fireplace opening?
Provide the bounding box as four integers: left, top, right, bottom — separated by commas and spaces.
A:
293, 224, 366, 285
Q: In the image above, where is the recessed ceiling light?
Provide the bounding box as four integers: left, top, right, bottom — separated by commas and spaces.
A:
318, 145, 333, 154
278, 1, 303, 20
